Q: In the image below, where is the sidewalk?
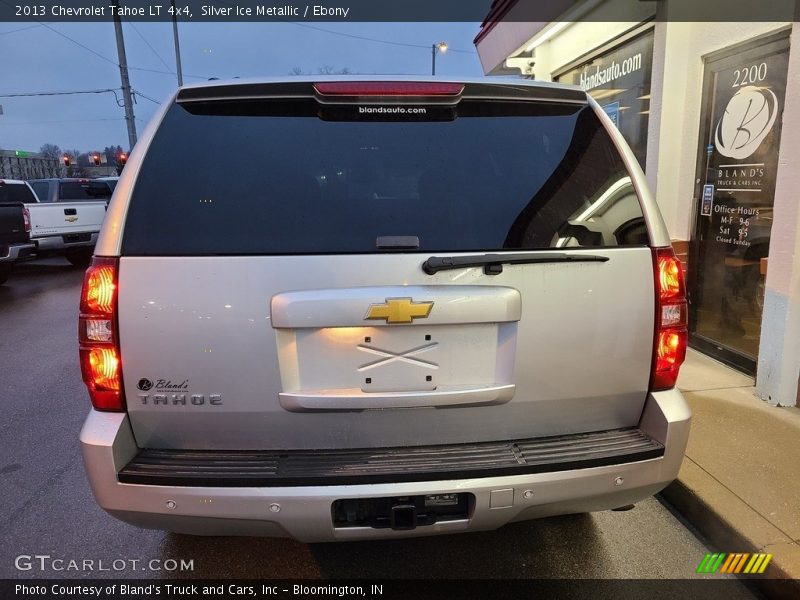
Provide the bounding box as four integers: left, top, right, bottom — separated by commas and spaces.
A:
661, 349, 800, 598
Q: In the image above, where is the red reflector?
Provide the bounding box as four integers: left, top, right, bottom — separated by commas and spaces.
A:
314, 82, 464, 96
651, 247, 688, 392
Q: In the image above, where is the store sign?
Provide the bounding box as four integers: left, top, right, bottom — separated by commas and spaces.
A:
701, 184, 715, 216
690, 40, 789, 367
715, 86, 779, 160
579, 52, 644, 92
704, 53, 787, 249
555, 30, 654, 168
603, 101, 620, 127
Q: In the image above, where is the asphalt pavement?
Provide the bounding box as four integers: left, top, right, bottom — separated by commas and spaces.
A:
0, 258, 758, 590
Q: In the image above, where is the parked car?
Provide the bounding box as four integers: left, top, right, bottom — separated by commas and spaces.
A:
0, 180, 35, 285
79, 77, 691, 542
18, 179, 107, 267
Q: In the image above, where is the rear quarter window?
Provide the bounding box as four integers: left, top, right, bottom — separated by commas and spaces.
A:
122, 98, 648, 255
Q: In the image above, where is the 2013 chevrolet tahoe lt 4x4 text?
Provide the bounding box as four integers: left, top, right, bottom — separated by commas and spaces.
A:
79, 77, 691, 541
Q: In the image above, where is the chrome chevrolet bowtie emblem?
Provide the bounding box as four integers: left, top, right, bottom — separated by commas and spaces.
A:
364, 297, 433, 324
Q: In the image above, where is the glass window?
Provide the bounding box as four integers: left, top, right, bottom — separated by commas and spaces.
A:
555, 29, 654, 168
58, 181, 112, 201
29, 181, 50, 202
0, 183, 36, 203
121, 99, 645, 256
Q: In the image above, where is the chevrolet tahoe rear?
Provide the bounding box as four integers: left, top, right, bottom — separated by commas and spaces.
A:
79, 78, 691, 541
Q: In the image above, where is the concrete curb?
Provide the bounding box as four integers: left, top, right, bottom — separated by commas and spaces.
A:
661, 478, 800, 600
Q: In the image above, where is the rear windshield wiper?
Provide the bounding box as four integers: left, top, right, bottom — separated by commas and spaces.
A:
422, 252, 610, 275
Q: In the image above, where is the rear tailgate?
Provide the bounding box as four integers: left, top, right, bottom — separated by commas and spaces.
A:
28, 201, 106, 238
0, 202, 28, 247
116, 81, 656, 451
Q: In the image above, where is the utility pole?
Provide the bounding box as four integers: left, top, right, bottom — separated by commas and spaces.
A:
171, 0, 184, 86
112, 1, 137, 149
431, 42, 447, 76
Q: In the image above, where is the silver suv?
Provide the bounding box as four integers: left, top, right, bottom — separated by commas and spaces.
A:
79, 78, 690, 541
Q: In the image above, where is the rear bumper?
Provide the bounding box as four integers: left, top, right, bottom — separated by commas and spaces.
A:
33, 231, 98, 253
0, 242, 35, 263
80, 389, 690, 542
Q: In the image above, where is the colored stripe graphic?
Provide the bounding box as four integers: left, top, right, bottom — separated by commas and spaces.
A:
757, 554, 772, 573
720, 554, 735, 573
696, 554, 712, 573
699, 553, 773, 574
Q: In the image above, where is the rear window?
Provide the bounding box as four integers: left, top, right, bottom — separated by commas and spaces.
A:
59, 181, 112, 201
122, 98, 647, 255
0, 182, 36, 204
29, 181, 50, 202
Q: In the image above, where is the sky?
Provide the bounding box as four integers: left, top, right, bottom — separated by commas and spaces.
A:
0, 21, 483, 152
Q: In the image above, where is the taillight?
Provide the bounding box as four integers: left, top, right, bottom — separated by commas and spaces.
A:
22, 207, 31, 233
313, 82, 464, 96
650, 247, 688, 391
79, 257, 125, 411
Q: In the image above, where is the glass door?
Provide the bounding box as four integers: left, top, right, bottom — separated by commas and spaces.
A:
689, 33, 789, 374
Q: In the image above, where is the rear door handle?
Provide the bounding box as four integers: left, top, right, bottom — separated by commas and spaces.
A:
64, 208, 77, 216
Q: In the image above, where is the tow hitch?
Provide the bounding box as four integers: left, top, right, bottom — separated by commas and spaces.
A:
332, 494, 473, 530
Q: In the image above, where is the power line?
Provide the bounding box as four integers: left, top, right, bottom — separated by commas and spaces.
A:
287, 21, 476, 54
132, 89, 161, 104
210, 0, 475, 54
0, 0, 208, 79
0, 24, 43, 36
36, 21, 121, 67
126, 21, 174, 73
0, 88, 120, 99
3, 117, 127, 126
128, 65, 207, 79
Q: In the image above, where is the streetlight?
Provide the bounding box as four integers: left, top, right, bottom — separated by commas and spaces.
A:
431, 41, 448, 76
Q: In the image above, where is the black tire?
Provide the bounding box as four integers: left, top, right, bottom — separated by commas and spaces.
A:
65, 250, 93, 268
0, 263, 11, 285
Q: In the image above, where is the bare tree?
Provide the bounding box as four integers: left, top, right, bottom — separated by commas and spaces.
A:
39, 143, 62, 160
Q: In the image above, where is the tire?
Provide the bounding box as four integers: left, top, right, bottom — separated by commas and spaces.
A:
0, 263, 11, 285
65, 250, 93, 268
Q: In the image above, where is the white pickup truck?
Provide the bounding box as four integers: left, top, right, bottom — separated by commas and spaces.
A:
5, 179, 108, 267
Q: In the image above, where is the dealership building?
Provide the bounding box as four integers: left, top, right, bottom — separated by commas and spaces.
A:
475, 0, 800, 407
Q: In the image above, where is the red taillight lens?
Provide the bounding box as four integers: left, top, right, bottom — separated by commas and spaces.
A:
79, 257, 125, 411
23, 207, 31, 233
658, 253, 684, 300
81, 263, 116, 313
313, 82, 464, 96
651, 247, 688, 391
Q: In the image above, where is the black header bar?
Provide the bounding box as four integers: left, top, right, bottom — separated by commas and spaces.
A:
0, 0, 798, 23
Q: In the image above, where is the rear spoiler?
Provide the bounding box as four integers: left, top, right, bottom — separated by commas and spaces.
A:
176, 80, 588, 106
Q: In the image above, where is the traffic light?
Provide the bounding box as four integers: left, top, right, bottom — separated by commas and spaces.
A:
62, 155, 71, 167
92, 154, 101, 166
117, 152, 128, 166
